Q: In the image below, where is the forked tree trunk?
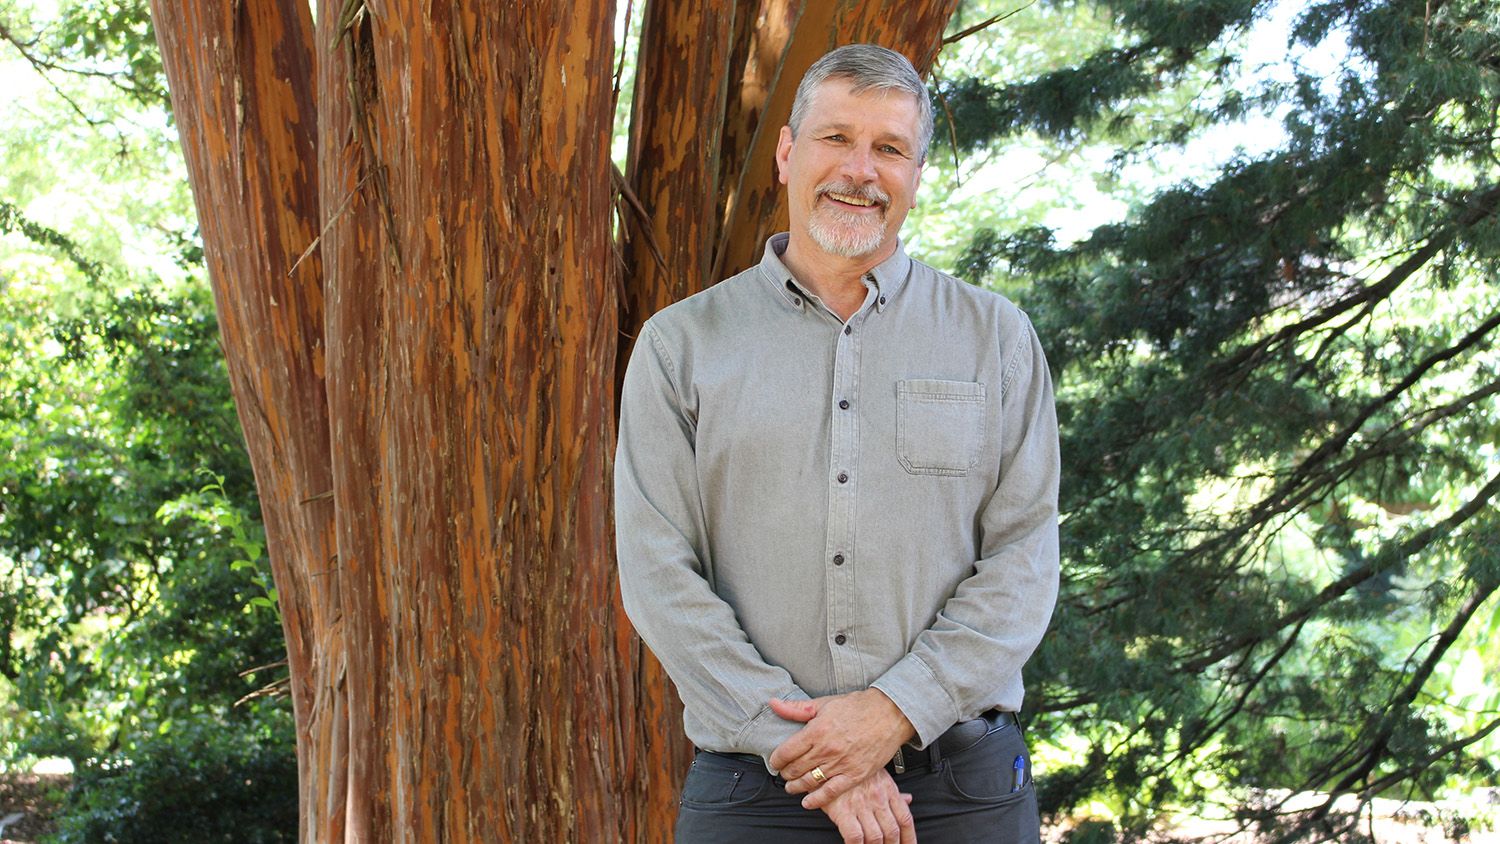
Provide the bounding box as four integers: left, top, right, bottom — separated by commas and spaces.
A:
152, 0, 957, 839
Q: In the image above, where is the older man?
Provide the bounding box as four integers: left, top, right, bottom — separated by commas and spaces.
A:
615, 44, 1059, 843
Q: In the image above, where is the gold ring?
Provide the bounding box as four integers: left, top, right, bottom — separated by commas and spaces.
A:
810, 766, 827, 784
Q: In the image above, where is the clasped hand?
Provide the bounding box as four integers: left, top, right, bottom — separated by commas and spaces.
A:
768, 689, 919, 842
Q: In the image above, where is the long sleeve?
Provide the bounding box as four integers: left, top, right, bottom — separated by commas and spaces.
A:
870, 313, 1061, 747
614, 319, 811, 764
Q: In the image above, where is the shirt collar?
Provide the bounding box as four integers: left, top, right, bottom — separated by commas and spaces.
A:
758, 233, 913, 314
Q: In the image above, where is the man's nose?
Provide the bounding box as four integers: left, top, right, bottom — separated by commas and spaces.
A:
839, 147, 878, 183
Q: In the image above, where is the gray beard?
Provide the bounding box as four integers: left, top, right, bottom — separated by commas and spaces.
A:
806, 207, 888, 258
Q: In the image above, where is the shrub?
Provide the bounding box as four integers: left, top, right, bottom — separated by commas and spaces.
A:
49, 719, 297, 844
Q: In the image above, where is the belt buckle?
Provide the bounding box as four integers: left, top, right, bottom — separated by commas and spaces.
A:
892, 747, 906, 774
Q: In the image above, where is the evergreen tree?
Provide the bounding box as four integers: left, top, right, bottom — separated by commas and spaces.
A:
943, 0, 1499, 837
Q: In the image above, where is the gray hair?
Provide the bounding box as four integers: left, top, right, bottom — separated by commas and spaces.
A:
788, 44, 934, 163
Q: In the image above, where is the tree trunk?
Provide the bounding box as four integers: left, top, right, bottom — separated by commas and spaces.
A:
148, 2, 347, 840
152, 0, 957, 839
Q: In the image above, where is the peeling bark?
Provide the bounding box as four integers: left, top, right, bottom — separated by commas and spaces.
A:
149, 1, 343, 841
317, 3, 628, 839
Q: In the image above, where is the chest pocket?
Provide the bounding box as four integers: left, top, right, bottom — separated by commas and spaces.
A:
895, 379, 987, 476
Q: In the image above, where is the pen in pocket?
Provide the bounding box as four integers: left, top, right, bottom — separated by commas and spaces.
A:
1011, 755, 1026, 792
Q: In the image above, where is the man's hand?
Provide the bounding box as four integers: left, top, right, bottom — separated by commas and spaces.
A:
820, 768, 916, 844
768, 689, 916, 809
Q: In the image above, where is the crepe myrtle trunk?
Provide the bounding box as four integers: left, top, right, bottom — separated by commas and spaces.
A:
152, 0, 956, 839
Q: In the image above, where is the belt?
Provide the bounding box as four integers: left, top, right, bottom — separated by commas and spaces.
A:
889, 708, 1019, 774
708, 709, 1021, 778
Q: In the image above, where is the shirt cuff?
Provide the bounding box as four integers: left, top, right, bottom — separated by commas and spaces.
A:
731, 688, 813, 774
870, 654, 960, 749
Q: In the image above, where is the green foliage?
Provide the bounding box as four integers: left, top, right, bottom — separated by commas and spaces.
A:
940, 0, 1500, 836
0, 1, 194, 300
50, 716, 297, 844
0, 0, 167, 111
0, 200, 105, 281
0, 279, 286, 767
0, 4, 292, 837
161, 476, 281, 623
935, 0, 1262, 147
5, 0, 1496, 839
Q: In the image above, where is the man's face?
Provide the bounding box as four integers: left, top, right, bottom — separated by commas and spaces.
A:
776, 78, 924, 261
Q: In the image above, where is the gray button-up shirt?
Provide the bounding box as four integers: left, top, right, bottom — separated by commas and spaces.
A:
615, 233, 1059, 769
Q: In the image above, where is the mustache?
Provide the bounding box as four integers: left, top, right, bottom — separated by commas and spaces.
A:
815, 181, 890, 207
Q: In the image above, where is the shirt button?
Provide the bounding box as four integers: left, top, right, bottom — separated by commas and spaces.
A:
879, 296, 887, 305
838, 399, 850, 410
837, 472, 849, 484
843, 325, 852, 335
834, 634, 847, 645
833, 554, 845, 566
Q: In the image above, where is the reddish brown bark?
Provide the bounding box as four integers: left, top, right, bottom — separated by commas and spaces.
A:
714, 0, 801, 232
615, 3, 749, 831
619, 3, 737, 345
153, 0, 958, 839
316, 3, 629, 839
149, 3, 346, 842
315, 4, 384, 841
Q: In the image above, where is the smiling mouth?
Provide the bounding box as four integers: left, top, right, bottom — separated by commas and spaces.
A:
821, 190, 888, 213
826, 191, 878, 207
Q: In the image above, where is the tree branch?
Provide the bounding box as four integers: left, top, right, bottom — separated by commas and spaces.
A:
1214, 182, 1500, 379
1181, 464, 1500, 672
0, 18, 156, 104
941, 1, 1034, 46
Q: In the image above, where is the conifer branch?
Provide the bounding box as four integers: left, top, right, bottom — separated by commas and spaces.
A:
1181, 466, 1500, 673
1215, 182, 1500, 379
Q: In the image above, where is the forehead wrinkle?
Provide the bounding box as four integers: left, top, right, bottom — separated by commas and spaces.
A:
802, 81, 920, 137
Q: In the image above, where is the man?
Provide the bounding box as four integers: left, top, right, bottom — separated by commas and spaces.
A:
615, 44, 1059, 843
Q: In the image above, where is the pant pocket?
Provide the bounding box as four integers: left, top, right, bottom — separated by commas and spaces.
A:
679, 753, 772, 809
940, 721, 1034, 805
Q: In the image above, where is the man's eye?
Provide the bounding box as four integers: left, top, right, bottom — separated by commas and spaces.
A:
824, 134, 846, 142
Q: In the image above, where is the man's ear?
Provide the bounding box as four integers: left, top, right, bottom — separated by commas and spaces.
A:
776, 125, 793, 186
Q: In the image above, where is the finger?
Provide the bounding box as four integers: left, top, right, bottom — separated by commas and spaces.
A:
834, 810, 866, 844
785, 741, 870, 785
875, 802, 901, 843
778, 755, 807, 781
786, 763, 842, 796
890, 793, 916, 844
769, 731, 813, 772
781, 741, 845, 783
860, 809, 884, 844
800, 773, 855, 809
769, 697, 819, 723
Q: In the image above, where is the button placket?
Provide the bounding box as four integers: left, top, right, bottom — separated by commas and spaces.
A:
825, 309, 865, 688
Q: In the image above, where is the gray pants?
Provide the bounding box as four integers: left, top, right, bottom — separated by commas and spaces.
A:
674, 713, 1042, 843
